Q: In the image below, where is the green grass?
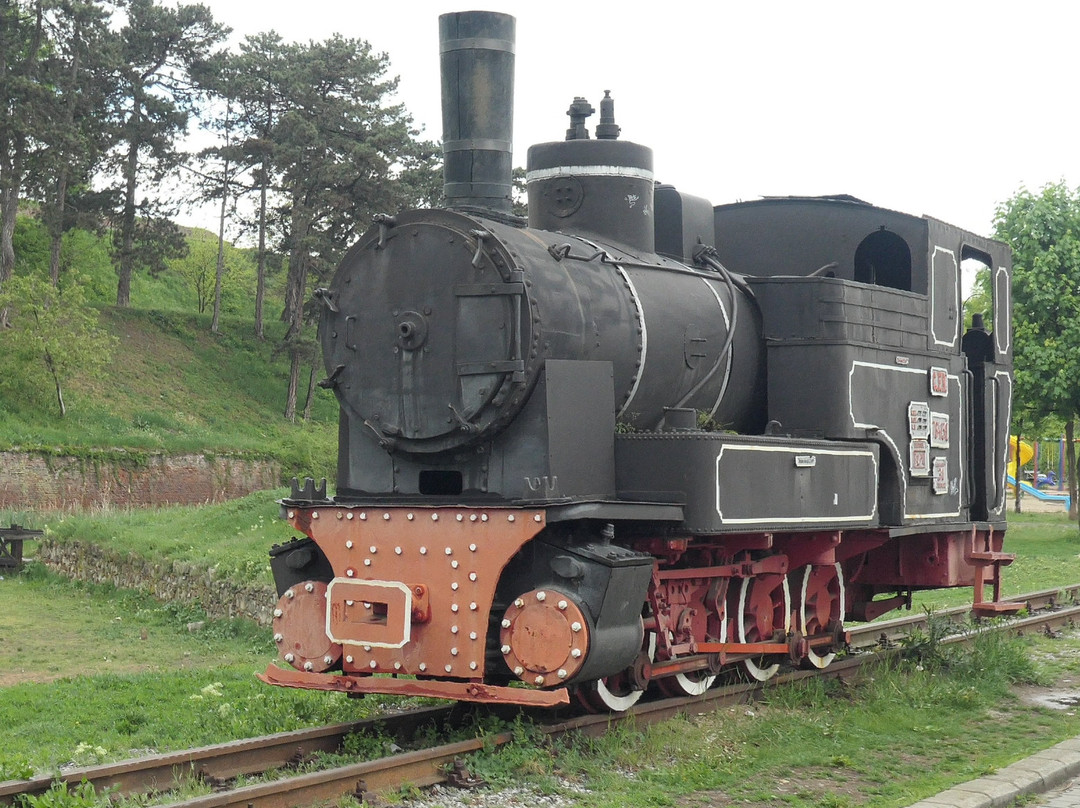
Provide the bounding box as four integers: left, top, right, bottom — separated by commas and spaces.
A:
2, 218, 337, 482
32, 488, 295, 586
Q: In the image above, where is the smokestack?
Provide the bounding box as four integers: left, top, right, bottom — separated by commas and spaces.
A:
439, 11, 515, 213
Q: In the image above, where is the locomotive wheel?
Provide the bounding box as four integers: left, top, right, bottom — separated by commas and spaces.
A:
577, 631, 655, 712
655, 618, 722, 698
737, 573, 791, 682
799, 563, 846, 669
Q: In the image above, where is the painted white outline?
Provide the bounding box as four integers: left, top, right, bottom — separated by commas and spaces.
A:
700, 275, 734, 418
930, 246, 959, 348
994, 265, 1011, 356
614, 265, 647, 419
325, 578, 413, 649
849, 360, 964, 519
993, 370, 1013, 513
526, 164, 655, 183
714, 444, 878, 525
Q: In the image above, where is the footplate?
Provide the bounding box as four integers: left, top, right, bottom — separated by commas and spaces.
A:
258, 664, 571, 707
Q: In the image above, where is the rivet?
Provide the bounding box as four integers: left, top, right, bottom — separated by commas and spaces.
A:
420, 546, 428, 555
395, 547, 402, 555
360, 512, 367, 520
481, 514, 489, 522
445, 547, 453, 555
470, 602, 477, 611
571, 648, 582, 659
364, 559, 371, 566
470, 631, 478, 640
345, 540, 354, 549
469, 572, 478, 582
470, 514, 478, 522
501, 619, 511, 628
534, 514, 542, 522
508, 514, 516, 522
346, 569, 355, 577
305, 582, 314, 593
287, 510, 295, 519
451, 625, 459, 634
470, 661, 478, 670
571, 622, 582, 632
312, 512, 319, 519
451, 647, 459, 656
536, 591, 547, 602
324, 655, 333, 665
452, 560, 460, 569
534, 675, 545, 685
456, 514, 463, 522
514, 666, 524, 676
419, 663, 427, 672
347, 512, 354, 520
284, 653, 295, 663
558, 669, 568, 679
452, 582, 459, 590
273, 608, 283, 618
452, 604, 460, 612
346, 655, 354, 663
336, 512, 343, 520
303, 661, 314, 671
407, 512, 414, 521
514, 598, 524, 608
364, 645, 372, 651
432, 513, 439, 521
369, 546, 377, 554
501, 644, 511, 654
445, 664, 453, 673
383, 512, 390, 521
274, 633, 283, 642
394, 661, 402, 670
364, 603, 371, 609
285, 590, 295, 599
369, 660, 377, 669
469, 543, 477, 551
558, 600, 568, 610
346, 600, 354, 606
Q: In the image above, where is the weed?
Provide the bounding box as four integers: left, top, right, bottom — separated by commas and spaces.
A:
16, 781, 109, 808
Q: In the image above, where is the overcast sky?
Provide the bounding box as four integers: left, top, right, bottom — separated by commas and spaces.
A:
184, 1, 1078, 241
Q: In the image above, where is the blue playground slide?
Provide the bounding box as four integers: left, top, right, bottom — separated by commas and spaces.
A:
1006, 474, 1071, 510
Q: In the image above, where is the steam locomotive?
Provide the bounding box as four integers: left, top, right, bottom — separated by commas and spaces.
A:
260, 11, 1016, 710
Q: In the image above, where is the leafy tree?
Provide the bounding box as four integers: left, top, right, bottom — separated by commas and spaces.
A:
107, 0, 226, 306
223, 33, 439, 420
0, 270, 116, 415
35, 0, 120, 286
0, 0, 46, 324
167, 228, 254, 315
993, 181, 1080, 522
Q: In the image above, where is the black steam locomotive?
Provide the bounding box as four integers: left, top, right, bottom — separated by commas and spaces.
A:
261, 11, 1016, 710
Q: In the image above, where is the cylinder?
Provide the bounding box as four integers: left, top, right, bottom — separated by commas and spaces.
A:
439, 11, 515, 213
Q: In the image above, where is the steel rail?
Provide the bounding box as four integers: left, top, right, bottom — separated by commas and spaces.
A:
4, 585, 1079, 807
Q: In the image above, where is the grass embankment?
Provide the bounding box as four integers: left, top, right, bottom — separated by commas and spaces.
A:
1, 512, 1079, 806
1, 307, 337, 482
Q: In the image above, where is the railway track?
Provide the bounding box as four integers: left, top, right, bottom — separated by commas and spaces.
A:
4, 585, 1079, 808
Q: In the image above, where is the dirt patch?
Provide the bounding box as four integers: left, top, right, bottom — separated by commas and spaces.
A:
676, 767, 872, 807
1015, 685, 1080, 711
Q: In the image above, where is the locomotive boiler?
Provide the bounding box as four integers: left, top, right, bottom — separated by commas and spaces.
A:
260, 11, 1016, 710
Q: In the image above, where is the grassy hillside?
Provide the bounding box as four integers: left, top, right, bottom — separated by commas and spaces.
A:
1, 217, 338, 481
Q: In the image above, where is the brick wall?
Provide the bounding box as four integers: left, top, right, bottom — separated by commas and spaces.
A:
0, 452, 280, 510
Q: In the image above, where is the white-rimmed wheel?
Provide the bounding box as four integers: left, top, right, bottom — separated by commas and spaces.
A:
577, 630, 655, 712
799, 563, 845, 669
656, 615, 722, 697
737, 573, 791, 682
